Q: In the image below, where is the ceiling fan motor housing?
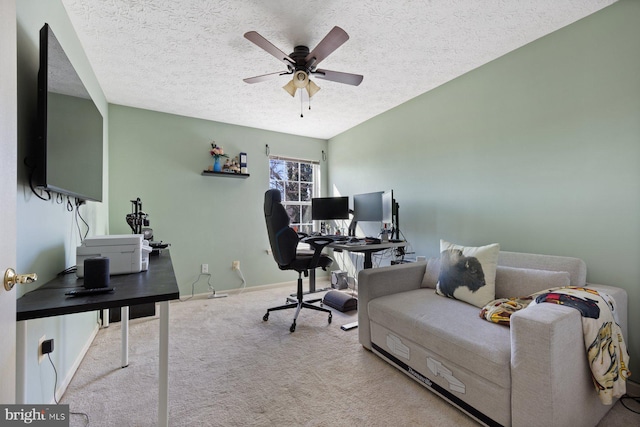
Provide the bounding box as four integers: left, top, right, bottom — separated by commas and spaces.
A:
289, 46, 312, 71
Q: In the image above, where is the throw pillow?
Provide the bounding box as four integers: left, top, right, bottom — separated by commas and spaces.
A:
436, 240, 500, 307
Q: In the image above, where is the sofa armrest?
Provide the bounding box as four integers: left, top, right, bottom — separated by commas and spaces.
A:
357, 261, 426, 350
510, 297, 626, 427
585, 283, 628, 341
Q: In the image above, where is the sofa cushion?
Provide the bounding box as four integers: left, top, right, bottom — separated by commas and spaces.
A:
495, 265, 571, 299
436, 240, 500, 308
368, 288, 512, 389
420, 256, 440, 288
498, 251, 586, 288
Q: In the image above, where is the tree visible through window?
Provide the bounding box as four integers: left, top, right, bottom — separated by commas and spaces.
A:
269, 156, 318, 234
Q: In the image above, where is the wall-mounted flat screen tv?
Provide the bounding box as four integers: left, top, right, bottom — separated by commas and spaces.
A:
32, 23, 103, 202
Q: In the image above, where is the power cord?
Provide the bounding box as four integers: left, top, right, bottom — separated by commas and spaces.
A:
235, 267, 247, 295
75, 199, 89, 241
25, 157, 51, 201
47, 353, 90, 426
180, 273, 227, 301
620, 394, 640, 414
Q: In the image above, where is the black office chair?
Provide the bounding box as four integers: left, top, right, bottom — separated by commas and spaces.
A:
263, 189, 334, 332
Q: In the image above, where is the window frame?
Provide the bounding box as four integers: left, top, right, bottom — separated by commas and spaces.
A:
268, 155, 320, 235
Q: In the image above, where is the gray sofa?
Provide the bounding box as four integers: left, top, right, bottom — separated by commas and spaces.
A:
357, 251, 628, 427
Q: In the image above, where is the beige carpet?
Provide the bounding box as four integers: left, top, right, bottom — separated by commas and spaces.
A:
60, 285, 637, 427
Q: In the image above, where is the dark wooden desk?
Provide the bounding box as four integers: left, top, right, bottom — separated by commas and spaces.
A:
17, 250, 179, 320
16, 250, 179, 427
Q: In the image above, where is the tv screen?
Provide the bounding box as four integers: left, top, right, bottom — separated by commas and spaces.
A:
311, 197, 349, 220
353, 191, 384, 222
32, 23, 104, 202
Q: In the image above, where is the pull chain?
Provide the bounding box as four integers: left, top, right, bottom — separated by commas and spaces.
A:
300, 90, 303, 118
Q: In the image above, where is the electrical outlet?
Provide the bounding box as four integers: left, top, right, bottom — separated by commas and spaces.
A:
201, 264, 209, 274
42, 339, 54, 355
38, 335, 46, 364
232, 261, 240, 270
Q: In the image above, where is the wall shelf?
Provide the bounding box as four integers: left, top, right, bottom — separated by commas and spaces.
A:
202, 170, 250, 179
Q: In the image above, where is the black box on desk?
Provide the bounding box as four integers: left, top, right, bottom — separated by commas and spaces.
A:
107, 303, 156, 323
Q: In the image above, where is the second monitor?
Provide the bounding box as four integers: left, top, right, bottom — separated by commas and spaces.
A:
311, 196, 350, 220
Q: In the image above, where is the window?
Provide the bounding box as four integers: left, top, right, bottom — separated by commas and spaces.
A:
269, 156, 320, 234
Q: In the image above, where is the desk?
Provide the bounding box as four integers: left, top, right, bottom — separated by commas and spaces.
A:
330, 241, 406, 269
329, 241, 406, 329
16, 250, 179, 427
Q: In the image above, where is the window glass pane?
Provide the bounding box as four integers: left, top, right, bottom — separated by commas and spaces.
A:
286, 204, 300, 223
285, 182, 299, 202
300, 163, 313, 182
286, 161, 299, 181
301, 205, 311, 224
269, 159, 286, 181
269, 156, 317, 233
300, 183, 312, 201
270, 180, 284, 196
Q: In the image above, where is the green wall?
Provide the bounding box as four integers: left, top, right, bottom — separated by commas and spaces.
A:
108, 105, 328, 296
329, 0, 640, 377
15, 0, 109, 403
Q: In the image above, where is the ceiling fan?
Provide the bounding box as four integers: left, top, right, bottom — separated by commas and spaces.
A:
243, 26, 363, 101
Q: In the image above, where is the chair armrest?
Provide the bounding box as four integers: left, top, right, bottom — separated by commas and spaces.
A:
357, 262, 426, 349
301, 236, 339, 270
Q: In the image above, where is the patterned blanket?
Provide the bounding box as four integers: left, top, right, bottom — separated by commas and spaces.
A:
480, 286, 631, 405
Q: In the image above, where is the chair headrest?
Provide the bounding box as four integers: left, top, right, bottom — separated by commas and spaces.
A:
264, 189, 282, 216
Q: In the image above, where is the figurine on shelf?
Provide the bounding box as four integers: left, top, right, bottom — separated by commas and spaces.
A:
222, 158, 232, 172
231, 156, 241, 173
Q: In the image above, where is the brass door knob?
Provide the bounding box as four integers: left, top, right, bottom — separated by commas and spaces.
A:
3, 268, 37, 291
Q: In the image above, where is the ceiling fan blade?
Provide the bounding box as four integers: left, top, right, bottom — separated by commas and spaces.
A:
244, 31, 294, 66
243, 71, 290, 84
304, 26, 349, 68
313, 69, 363, 86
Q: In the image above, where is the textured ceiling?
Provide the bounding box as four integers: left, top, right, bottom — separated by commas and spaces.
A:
61, 0, 616, 140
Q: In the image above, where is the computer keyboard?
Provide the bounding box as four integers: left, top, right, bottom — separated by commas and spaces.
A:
325, 234, 348, 241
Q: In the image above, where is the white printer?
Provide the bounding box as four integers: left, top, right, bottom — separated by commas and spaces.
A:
76, 234, 152, 278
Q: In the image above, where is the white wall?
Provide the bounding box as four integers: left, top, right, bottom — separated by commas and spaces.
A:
15, 0, 109, 403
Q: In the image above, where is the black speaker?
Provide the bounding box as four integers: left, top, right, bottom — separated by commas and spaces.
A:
84, 257, 110, 289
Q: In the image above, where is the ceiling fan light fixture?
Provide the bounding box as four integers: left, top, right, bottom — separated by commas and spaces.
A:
306, 79, 320, 98
293, 70, 309, 88
282, 79, 297, 97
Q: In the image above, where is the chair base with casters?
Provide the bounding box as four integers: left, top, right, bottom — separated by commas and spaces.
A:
263, 270, 332, 333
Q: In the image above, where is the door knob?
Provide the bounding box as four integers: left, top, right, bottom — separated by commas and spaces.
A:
3, 268, 37, 291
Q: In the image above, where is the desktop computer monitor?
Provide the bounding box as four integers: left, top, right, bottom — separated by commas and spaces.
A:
353, 191, 384, 222
311, 196, 350, 220
382, 190, 394, 224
